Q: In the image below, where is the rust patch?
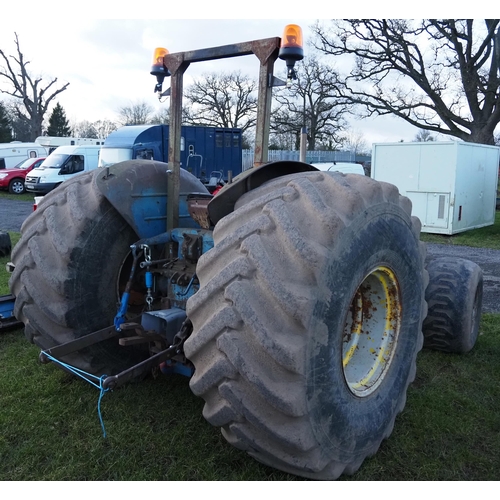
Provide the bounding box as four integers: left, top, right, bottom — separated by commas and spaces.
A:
188, 196, 213, 229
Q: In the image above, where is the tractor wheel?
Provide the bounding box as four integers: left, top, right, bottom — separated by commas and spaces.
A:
8, 178, 25, 194
9, 169, 145, 375
423, 257, 483, 353
184, 171, 428, 480
0, 231, 12, 257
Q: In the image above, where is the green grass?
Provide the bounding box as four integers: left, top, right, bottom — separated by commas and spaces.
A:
1, 217, 500, 480
420, 211, 500, 249
0, 191, 36, 202
1, 318, 499, 480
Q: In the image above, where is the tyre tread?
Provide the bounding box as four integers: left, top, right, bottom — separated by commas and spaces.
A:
185, 171, 426, 479
9, 170, 140, 374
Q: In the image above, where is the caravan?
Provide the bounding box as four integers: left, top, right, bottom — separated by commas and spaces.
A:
0, 142, 47, 170
35, 136, 106, 154
25, 145, 101, 194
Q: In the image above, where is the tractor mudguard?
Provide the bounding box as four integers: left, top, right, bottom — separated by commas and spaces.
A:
208, 160, 318, 225
95, 160, 210, 238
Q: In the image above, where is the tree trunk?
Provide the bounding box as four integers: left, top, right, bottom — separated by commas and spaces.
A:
467, 128, 495, 145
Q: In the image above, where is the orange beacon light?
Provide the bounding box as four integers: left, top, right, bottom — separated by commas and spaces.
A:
278, 25, 304, 85
151, 47, 170, 93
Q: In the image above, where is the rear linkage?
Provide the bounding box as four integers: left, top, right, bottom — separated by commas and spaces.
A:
39, 317, 192, 390
39, 239, 195, 390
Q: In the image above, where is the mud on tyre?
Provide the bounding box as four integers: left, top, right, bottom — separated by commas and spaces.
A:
9, 170, 146, 375
184, 171, 428, 480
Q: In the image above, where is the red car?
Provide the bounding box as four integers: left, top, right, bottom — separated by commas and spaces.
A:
0, 157, 46, 194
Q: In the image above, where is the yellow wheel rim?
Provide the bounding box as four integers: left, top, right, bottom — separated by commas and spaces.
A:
342, 266, 401, 397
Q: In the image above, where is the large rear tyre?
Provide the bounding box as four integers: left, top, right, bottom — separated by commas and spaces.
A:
423, 257, 483, 353
9, 169, 144, 375
185, 171, 428, 480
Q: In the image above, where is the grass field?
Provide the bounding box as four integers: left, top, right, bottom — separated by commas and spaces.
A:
0, 191, 36, 202
1, 215, 500, 481
420, 211, 500, 250
1, 322, 499, 481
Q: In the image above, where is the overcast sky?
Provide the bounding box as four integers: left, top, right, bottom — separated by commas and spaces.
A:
0, 4, 480, 147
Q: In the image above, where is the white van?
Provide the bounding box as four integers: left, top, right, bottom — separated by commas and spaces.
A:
311, 162, 365, 175
0, 142, 47, 170
25, 145, 101, 194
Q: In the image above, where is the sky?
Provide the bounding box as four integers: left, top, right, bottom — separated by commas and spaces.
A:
0, 3, 480, 147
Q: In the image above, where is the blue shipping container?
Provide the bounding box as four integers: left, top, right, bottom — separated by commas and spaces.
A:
99, 125, 243, 183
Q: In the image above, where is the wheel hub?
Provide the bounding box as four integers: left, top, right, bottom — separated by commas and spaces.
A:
342, 266, 401, 397
11, 181, 24, 194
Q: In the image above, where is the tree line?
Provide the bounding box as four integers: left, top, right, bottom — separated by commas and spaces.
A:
1, 20, 500, 150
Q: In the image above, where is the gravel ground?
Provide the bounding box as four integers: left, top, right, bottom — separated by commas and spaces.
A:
0, 199, 34, 233
1, 197, 499, 313
425, 243, 500, 313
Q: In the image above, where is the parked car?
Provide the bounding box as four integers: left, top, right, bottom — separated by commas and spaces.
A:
310, 162, 366, 175
0, 156, 46, 194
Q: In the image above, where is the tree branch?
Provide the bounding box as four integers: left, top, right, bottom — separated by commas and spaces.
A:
312, 19, 500, 144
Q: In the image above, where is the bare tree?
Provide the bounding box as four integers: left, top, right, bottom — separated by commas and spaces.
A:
342, 129, 370, 155
0, 33, 70, 141
414, 129, 436, 142
184, 71, 258, 134
313, 19, 500, 145
0, 101, 12, 142
5, 101, 31, 141
150, 107, 170, 125
117, 101, 154, 126
71, 119, 117, 139
72, 120, 98, 138
268, 128, 297, 150
271, 55, 349, 151
269, 107, 302, 150
93, 119, 117, 139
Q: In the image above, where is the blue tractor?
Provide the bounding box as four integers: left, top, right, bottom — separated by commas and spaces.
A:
7, 25, 483, 480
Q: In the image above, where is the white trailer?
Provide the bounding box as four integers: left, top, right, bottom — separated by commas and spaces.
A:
0, 142, 47, 170
371, 141, 500, 235
35, 136, 105, 154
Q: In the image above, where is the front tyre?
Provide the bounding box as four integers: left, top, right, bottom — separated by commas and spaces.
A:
185, 171, 427, 480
